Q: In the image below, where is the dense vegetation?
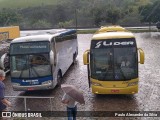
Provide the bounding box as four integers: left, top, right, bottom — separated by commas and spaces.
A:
0, 0, 159, 29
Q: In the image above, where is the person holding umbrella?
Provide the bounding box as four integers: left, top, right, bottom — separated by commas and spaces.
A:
61, 84, 85, 120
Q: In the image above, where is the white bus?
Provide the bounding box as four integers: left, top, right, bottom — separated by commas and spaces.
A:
9, 29, 78, 91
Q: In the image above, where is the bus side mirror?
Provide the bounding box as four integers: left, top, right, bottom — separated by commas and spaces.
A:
138, 48, 145, 64
50, 50, 54, 65
83, 50, 90, 65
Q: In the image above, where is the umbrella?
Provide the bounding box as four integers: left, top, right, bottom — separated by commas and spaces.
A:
61, 84, 85, 104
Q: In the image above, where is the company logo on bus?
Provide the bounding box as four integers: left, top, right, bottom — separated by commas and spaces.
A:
95, 41, 134, 48
22, 79, 38, 82
22, 79, 39, 85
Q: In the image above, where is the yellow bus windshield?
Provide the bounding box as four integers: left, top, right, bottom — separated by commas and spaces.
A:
90, 38, 138, 81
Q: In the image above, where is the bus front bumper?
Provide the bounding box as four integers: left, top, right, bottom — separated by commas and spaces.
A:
92, 85, 138, 94
12, 84, 53, 91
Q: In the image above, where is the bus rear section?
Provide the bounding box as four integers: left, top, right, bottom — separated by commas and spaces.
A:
83, 26, 145, 94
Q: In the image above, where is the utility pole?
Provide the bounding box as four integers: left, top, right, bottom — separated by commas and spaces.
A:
74, 0, 78, 30
75, 9, 78, 30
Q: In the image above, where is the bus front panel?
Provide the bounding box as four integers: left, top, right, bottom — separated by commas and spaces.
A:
91, 78, 138, 94
10, 41, 54, 91
11, 76, 53, 91
90, 38, 139, 94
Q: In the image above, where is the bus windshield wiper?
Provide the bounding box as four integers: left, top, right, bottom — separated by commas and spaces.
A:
19, 65, 27, 78
30, 64, 40, 77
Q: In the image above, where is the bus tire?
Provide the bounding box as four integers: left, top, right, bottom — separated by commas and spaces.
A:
57, 71, 62, 86
72, 53, 77, 64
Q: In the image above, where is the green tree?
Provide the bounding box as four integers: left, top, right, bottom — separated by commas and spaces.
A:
105, 8, 121, 25
0, 9, 21, 26
139, 0, 160, 23
91, 7, 103, 26
31, 20, 52, 29
58, 20, 74, 28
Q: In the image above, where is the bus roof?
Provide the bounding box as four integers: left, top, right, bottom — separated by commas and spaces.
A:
92, 31, 135, 40
11, 29, 76, 43
92, 26, 135, 40
11, 34, 54, 43
95, 26, 128, 33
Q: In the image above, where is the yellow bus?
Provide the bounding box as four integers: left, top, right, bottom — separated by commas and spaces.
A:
83, 26, 144, 94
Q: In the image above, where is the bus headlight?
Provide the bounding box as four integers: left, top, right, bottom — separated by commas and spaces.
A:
12, 83, 20, 86
42, 80, 52, 85
128, 82, 138, 87
92, 82, 102, 86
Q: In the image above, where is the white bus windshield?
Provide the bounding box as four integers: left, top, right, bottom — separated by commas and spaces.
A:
11, 54, 51, 78
90, 38, 138, 81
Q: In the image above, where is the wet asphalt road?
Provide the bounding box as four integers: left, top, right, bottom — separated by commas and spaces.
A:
3, 33, 160, 120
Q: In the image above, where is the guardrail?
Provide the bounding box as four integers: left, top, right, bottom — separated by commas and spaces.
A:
5, 96, 54, 111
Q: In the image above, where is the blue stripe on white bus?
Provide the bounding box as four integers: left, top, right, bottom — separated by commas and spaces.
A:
11, 76, 53, 86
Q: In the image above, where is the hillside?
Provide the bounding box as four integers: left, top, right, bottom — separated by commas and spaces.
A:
0, 0, 63, 9
0, 0, 159, 28
0, 0, 151, 9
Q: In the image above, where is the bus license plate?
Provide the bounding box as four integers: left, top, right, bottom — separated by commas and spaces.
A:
111, 90, 119, 93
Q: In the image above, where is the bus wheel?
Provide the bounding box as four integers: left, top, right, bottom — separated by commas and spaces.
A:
57, 72, 62, 86
72, 53, 77, 64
